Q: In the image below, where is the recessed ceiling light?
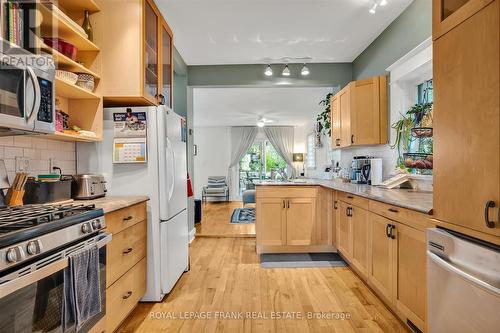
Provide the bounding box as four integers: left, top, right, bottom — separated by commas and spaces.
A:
257, 121, 265, 128
282, 64, 291, 76
264, 64, 273, 76
301, 64, 310, 76
369, 3, 378, 14
380, 0, 388, 6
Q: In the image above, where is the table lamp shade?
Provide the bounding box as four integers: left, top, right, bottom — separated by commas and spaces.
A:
293, 153, 304, 162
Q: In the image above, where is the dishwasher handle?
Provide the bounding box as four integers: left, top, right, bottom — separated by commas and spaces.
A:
428, 251, 500, 296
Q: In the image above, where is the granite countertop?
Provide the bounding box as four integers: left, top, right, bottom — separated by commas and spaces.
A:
77, 196, 149, 214
255, 179, 433, 214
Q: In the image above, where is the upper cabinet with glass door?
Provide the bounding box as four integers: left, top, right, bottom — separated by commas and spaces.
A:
100, 0, 173, 107
433, 0, 495, 39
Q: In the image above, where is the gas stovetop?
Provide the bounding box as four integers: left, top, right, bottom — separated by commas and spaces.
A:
0, 203, 105, 271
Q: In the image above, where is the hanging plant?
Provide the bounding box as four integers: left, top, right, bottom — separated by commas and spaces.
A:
391, 102, 433, 167
317, 92, 333, 137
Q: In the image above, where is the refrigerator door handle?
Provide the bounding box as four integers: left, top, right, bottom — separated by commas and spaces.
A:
166, 137, 175, 201
427, 251, 500, 296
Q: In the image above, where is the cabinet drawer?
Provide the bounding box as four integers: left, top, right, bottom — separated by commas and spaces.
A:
107, 220, 147, 287
369, 200, 430, 231
338, 192, 369, 209
106, 258, 147, 333
256, 186, 318, 198
105, 202, 147, 235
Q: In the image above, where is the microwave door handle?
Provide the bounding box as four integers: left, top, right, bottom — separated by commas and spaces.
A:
0, 257, 68, 298
25, 66, 41, 124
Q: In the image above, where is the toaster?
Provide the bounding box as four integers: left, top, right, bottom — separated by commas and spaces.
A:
72, 174, 107, 200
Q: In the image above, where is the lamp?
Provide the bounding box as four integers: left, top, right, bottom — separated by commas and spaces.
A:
293, 153, 305, 177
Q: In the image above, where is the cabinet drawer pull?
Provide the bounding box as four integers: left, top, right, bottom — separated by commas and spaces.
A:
336, 138, 341, 146
283, 200, 286, 209
287, 200, 290, 209
351, 134, 355, 144
390, 224, 396, 239
334, 201, 338, 210
484, 201, 496, 228
123, 216, 133, 221
122, 248, 133, 254
345, 207, 350, 217
347, 195, 354, 199
388, 208, 399, 213
122, 291, 133, 299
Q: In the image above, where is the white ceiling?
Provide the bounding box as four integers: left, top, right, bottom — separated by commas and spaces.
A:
156, 0, 413, 65
193, 87, 333, 127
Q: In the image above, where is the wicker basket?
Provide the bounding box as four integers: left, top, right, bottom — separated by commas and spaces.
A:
76, 73, 95, 92
56, 70, 78, 85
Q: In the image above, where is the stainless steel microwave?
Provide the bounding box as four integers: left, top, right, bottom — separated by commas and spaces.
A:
0, 41, 55, 135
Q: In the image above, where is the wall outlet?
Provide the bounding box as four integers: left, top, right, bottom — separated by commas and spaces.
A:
15, 157, 31, 172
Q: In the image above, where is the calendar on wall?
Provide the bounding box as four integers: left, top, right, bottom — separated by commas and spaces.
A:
112, 108, 148, 164
113, 138, 147, 163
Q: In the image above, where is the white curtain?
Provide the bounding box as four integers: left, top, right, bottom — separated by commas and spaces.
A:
228, 127, 258, 199
263, 126, 295, 178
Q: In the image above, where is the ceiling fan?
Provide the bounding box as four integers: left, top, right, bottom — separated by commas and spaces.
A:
257, 117, 274, 128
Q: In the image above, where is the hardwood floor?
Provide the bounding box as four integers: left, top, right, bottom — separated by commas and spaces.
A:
117, 237, 409, 333
195, 201, 256, 237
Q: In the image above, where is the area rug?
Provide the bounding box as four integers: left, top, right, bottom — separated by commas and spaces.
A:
230, 208, 255, 224
260, 253, 347, 268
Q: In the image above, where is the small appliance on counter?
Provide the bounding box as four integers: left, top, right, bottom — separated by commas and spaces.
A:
71, 174, 107, 200
350, 156, 383, 185
23, 178, 72, 204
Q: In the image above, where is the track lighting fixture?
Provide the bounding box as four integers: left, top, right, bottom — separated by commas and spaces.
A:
264, 64, 273, 76
282, 64, 291, 76
301, 64, 310, 76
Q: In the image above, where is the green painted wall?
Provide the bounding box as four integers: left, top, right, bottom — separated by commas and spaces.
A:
187, 63, 352, 88
352, 0, 432, 80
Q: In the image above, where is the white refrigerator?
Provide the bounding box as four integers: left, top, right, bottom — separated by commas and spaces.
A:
76, 106, 189, 302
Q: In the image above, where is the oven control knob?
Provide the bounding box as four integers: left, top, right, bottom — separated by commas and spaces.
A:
26, 241, 39, 255
81, 223, 91, 234
6, 248, 18, 263
92, 220, 101, 230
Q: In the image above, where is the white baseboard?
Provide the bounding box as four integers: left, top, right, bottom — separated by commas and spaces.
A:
189, 228, 196, 243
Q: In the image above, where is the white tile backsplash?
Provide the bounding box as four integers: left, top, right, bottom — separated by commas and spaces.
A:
0, 136, 76, 184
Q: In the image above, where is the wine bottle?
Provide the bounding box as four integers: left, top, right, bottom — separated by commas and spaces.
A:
82, 10, 93, 42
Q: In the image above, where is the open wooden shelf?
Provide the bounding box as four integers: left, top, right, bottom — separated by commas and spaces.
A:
39, 3, 100, 52
55, 77, 100, 99
43, 44, 101, 79
47, 131, 101, 142
57, 0, 101, 13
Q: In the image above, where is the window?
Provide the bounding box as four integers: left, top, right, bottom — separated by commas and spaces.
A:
306, 133, 316, 169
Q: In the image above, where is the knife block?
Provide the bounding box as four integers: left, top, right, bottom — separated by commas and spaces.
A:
6, 189, 24, 206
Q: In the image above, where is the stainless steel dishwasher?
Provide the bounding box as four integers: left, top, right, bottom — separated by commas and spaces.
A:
427, 228, 500, 333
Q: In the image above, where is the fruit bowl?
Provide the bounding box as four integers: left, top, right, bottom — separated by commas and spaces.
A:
403, 153, 433, 170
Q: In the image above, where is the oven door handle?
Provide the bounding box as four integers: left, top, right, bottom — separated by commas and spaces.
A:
0, 257, 68, 299
95, 233, 112, 248
25, 66, 41, 125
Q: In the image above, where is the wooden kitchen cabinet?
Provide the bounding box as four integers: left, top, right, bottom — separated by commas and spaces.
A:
433, 0, 500, 236
100, 0, 173, 106
256, 186, 334, 253
392, 222, 427, 331
350, 205, 369, 277
433, 0, 495, 39
367, 213, 394, 305
330, 94, 341, 148
337, 200, 352, 259
256, 197, 286, 246
330, 76, 388, 149
105, 202, 148, 332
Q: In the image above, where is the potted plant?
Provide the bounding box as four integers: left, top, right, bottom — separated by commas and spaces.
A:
317, 92, 333, 137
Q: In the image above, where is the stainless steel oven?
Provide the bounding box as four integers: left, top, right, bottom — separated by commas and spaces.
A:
0, 232, 111, 333
0, 39, 55, 135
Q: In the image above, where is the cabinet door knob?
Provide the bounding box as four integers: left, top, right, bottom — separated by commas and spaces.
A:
484, 200, 496, 228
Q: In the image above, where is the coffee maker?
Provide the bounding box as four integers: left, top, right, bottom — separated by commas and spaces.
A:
350, 156, 383, 185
